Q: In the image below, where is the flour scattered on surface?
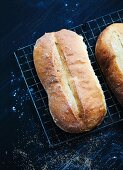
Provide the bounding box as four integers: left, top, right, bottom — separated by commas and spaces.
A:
66, 19, 73, 25
13, 149, 35, 170
64, 3, 68, 7
10, 72, 30, 119
76, 3, 79, 7
113, 156, 117, 159
12, 90, 17, 97
12, 106, 16, 112
13, 149, 27, 158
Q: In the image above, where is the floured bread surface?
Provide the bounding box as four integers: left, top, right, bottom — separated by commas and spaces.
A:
96, 23, 123, 106
33, 29, 106, 133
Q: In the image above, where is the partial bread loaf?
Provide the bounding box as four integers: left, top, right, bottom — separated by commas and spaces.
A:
95, 23, 123, 106
33, 29, 106, 133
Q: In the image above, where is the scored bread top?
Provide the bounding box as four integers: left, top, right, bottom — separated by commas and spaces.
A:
34, 29, 106, 133
95, 23, 123, 106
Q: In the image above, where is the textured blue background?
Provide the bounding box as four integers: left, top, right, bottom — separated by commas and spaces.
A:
0, 0, 123, 169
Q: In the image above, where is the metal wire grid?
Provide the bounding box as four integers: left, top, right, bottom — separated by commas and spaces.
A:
14, 9, 123, 147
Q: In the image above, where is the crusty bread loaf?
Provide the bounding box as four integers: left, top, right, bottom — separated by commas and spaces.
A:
95, 23, 123, 106
33, 29, 106, 133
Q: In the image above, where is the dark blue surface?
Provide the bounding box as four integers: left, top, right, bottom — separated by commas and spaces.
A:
0, 0, 123, 169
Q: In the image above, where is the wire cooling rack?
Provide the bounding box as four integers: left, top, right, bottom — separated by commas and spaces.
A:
14, 9, 123, 147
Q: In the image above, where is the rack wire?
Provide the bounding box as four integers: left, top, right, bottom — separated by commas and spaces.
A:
14, 9, 123, 147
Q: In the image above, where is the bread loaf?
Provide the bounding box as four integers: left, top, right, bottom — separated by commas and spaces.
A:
95, 23, 123, 106
33, 29, 106, 133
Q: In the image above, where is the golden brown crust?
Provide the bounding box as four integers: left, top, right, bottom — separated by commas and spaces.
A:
33, 29, 106, 133
95, 23, 123, 106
